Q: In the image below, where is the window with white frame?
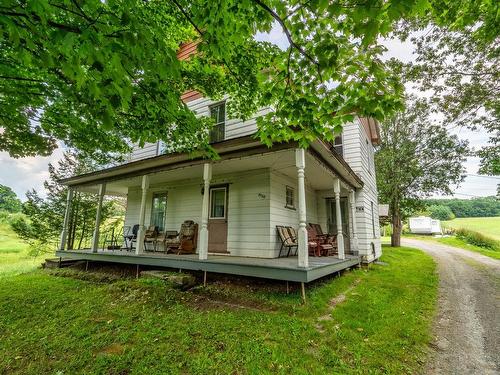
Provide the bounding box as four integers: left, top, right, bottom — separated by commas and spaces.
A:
366, 139, 372, 174
371, 201, 376, 237
209, 101, 226, 143
333, 134, 343, 157
209, 187, 227, 218
150, 192, 167, 231
285, 185, 295, 209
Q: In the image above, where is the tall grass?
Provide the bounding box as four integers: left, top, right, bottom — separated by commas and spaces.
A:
454, 228, 500, 251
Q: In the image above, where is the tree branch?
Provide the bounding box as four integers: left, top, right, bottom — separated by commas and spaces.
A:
0, 75, 44, 82
251, 0, 323, 82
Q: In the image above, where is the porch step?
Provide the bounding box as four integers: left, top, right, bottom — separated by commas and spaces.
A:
43, 258, 84, 269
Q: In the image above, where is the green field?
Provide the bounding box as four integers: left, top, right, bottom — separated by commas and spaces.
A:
0, 221, 46, 278
442, 217, 500, 241
0, 221, 438, 374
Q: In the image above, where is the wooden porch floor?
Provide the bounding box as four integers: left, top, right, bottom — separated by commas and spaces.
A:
55, 249, 361, 283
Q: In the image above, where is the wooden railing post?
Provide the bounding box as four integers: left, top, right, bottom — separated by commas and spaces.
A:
296, 148, 308, 268
198, 163, 212, 260
334, 179, 345, 259
136, 175, 149, 254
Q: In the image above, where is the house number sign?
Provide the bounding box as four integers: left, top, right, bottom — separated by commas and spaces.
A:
356, 206, 364, 212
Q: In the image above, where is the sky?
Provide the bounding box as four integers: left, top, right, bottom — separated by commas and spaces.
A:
1, 27, 498, 201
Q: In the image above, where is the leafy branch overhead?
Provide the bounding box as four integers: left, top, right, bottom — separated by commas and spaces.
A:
0, 0, 495, 160
397, 0, 499, 176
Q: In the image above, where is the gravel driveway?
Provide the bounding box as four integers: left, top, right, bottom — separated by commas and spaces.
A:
402, 238, 500, 375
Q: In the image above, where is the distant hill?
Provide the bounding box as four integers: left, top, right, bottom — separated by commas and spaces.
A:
424, 196, 499, 218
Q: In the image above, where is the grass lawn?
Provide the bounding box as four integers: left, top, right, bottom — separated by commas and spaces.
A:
0, 245, 437, 374
0, 221, 46, 278
436, 236, 500, 260
442, 217, 500, 241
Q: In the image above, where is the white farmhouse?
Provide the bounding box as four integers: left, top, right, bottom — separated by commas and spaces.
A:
56, 44, 383, 286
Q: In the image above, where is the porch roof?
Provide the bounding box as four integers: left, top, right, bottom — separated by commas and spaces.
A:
59, 136, 363, 190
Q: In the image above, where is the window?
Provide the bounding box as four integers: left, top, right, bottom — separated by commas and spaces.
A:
210, 187, 227, 218
371, 201, 376, 237
367, 139, 372, 174
157, 140, 166, 155
209, 102, 226, 143
333, 134, 343, 157
285, 186, 295, 209
326, 197, 349, 236
150, 192, 167, 231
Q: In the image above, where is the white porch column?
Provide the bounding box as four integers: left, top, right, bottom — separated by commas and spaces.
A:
296, 148, 308, 268
334, 178, 345, 259
198, 163, 212, 260
59, 188, 74, 250
349, 189, 359, 253
136, 175, 150, 254
91, 183, 106, 253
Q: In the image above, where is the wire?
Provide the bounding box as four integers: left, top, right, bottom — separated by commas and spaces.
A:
450, 192, 492, 198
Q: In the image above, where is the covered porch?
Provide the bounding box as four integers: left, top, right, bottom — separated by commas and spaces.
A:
56, 248, 361, 283
57, 136, 364, 282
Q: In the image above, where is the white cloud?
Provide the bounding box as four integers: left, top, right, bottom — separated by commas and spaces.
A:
0, 148, 65, 201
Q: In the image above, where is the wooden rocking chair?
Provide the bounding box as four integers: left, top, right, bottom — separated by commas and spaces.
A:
165, 220, 198, 254
276, 226, 297, 257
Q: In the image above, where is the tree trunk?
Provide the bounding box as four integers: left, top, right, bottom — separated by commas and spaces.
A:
77, 217, 87, 250
391, 211, 402, 247
68, 195, 79, 250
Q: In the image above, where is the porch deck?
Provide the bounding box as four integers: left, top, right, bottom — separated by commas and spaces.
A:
55, 249, 361, 283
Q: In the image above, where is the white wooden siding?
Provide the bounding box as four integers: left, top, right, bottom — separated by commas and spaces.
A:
124, 169, 274, 258
123, 168, 329, 258
127, 96, 271, 162
128, 142, 159, 162
341, 120, 381, 260
269, 171, 319, 256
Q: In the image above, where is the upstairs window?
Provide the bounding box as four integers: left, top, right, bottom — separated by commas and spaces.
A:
209, 101, 226, 143
333, 134, 343, 157
366, 139, 372, 174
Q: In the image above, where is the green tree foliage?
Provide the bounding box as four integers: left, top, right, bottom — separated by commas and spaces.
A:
2, 0, 470, 160
427, 205, 455, 221
400, 1, 499, 180
424, 197, 500, 218
376, 98, 469, 246
12, 152, 123, 254
0, 184, 21, 212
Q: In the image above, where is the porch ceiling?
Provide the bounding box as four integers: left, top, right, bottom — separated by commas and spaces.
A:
75, 148, 354, 196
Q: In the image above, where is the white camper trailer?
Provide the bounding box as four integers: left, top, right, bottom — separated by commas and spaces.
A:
409, 216, 442, 235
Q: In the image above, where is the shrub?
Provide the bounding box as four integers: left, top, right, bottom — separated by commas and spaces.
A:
454, 228, 499, 250
9, 213, 33, 239
0, 210, 9, 222
428, 205, 455, 221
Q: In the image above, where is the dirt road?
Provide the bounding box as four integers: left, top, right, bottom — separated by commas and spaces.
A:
402, 238, 499, 375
